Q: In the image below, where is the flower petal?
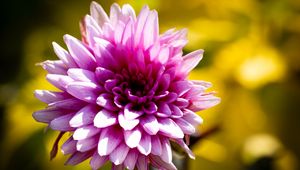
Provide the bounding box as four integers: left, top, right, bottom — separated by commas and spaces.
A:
94, 109, 117, 128
137, 134, 151, 155
39, 60, 67, 74
174, 118, 195, 134
124, 103, 143, 120
142, 10, 158, 50
118, 112, 139, 131
189, 95, 221, 112
67, 81, 101, 103
90, 1, 109, 27
134, 5, 150, 48
180, 49, 204, 74
150, 136, 162, 156
136, 155, 148, 170
95, 66, 115, 83
140, 115, 159, 135
52, 42, 77, 68
33, 107, 67, 123
124, 149, 138, 170
90, 153, 108, 170
98, 127, 122, 156
149, 154, 177, 170
124, 128, 142, 148
76, 136, 98, 152
70, 104, 98, 128
158, 118, 184, 138
182, 109, 203, 126
96, 93, 119, 111
73, 125, 100, 140
109, 143, 129, 165
65, 151, 93, 166
50, 113, 74, 131
34, 90, 67, 104
61, 137, 77, 155
46, 74, 73, 91
64, 34, 97, 70
160, 138, 172, 163
67, 68, 97, 82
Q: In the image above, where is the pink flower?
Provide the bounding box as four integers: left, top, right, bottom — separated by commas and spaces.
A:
33, 1, 220, 170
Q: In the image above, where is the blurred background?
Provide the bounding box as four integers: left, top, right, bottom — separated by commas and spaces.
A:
1, 0, 300, 169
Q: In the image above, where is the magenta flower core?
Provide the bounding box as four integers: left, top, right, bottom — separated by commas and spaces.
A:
33, 2, 220, 170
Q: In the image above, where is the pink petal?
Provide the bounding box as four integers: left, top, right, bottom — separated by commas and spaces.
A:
150, 136, 162, 156
48, 98, 85, 110
39, 60, 67, 74
94, 42, 119, 70
64, 34, 97, 70
142, 10, 158, 50
33, 107, 67, 123
109, 143, 129, 165
90, 1, 110, 27
124, 128, 142, 148
182, 109, 203, 126
95, 67, 115, 83
70, 104, 98, 128
61, 137, 76, 155
52, 42, 77, 68
67, 68, 97, 82
189, 95, 220, 112
50, 113, 74, 131
114, 21, 125, 44
156, 102, 172, 117
170, 80, 192, 96
67, 81, 101, 103
136, 155, 148, 170
94, 109, 117, 128
124, 149, 138, 170
121, 18, 134, 48
158, 118, 184, 138
98, 127, 122, 156
46, 74, 73, 91
157, 47, 169, 64
110, 3, 122, 27
140, 115, 159, 135
157, 74, 170, 92
137, 134, 151, 155
34, 90, 67, 104
174, 118, 195, 134
122, 4, 136, 20
149, 155, 177, 170
65, 151, 93, 165
118, 112, 139, 131
124, 103, 143, 120
169, 104, 183, 118
76, 136, 98, 152
90, 153, 108, 170
160, 138, 172, 163
134, 5, 150, 48
174, 139, 195, 159
73, 125, 100, 140
96, 93, 118, 111
179, 49, 204, 74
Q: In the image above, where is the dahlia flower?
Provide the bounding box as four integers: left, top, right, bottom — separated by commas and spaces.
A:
33, 1, 220, 169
